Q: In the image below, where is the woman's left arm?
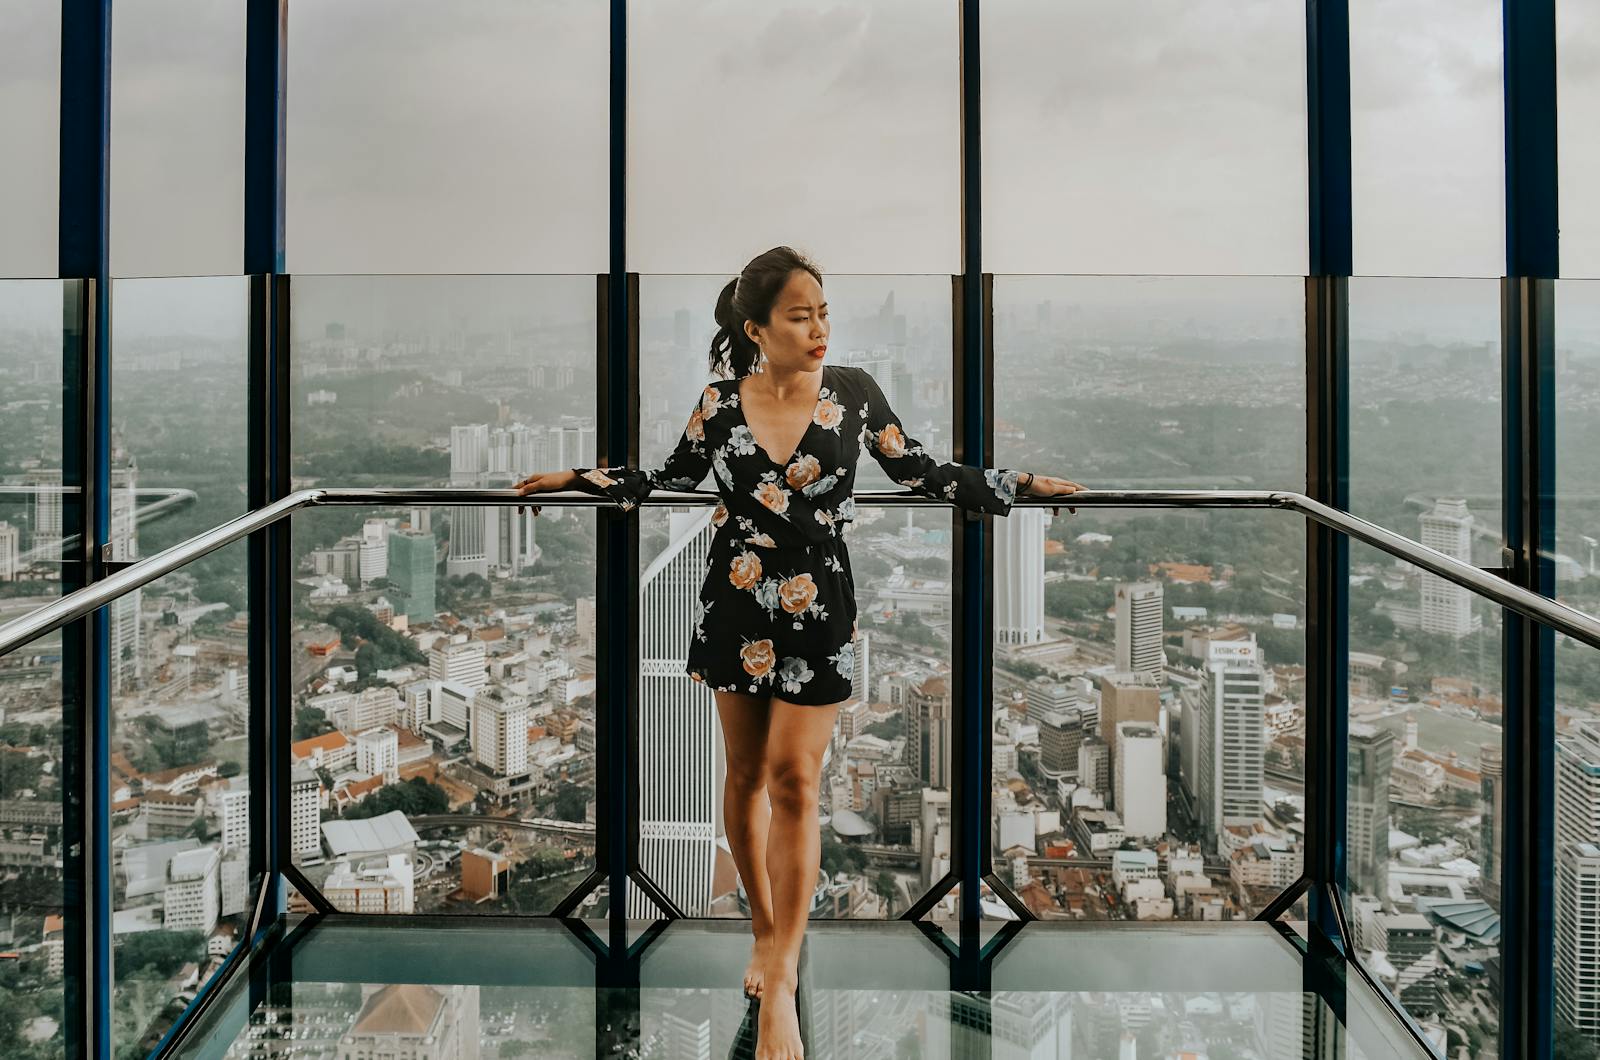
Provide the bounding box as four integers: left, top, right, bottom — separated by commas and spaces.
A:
856, 368, 1082, 515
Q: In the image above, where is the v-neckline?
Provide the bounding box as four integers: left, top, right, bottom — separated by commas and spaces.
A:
736, 364, 828, 470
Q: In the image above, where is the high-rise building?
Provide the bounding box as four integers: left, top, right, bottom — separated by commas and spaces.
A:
214, 784, 250, 855
1558, 842, 1600, 1039
1183, 639, 1265, 852
1038, 708, 1087, 778
850, 628, 871, 703
907, 675, 953, 789
0, 520, 19, 581
996, 508, 1051, 645
359, 517, 389, 585
429, 638, 486, 691
1114, 581, 1165, 682
634, 509, 721, 917
448, 424, 491, 577
1025, 675, 1092, 728
1101, 670, 1162, 809
387, 528, 436, 626
1418, 498, 1480, 637
1480, 742, 1504, 908
1115, 722, 1166, 839
355, 727, 399, 783
1348, 722, 1395, 902
290, 764, 322, 860
470, 687, 530, 777
163, 847, 220, 933
1078, 734, 1110, 796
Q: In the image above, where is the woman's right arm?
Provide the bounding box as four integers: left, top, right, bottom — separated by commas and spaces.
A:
516, 388, 715, 513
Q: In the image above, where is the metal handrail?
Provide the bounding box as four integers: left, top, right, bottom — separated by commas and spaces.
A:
3, 487, 1598, 657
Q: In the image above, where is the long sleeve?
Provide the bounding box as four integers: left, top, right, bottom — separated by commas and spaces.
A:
855, 367, 1023, 517
571, 387, 715, 512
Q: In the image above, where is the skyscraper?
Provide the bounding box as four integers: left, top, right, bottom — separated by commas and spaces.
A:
1480, 742, 1504, 908
633, 509, 721, 917
908, 675, 953, 789
1115, 722, 1166, 839
1418, 498, 1479, 637
471, 687, 530, 776
0, 520, 19, 581
1101, 670, 1161, 810
388, 528, 437, 625
1183, 639, 1265, 852
1347, 722, 1395, 902
1556, 720, 1600, 1034
996, 508, 1051, 645
448, 424, 491, 577
290, 764, 322, 860
1114, 580, 1165, 682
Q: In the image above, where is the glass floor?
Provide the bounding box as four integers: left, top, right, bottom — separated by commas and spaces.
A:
169, 917, 1433, 1059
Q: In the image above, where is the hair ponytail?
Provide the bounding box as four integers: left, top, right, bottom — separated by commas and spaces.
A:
709, 245, 823, 380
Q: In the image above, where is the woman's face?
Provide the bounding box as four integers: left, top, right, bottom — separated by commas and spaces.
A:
745, 269, 829, 375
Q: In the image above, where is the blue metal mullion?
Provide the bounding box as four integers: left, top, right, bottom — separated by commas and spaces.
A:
1304, 0, 1352, 959
1500, 4, 1558, 1055
244, 0, 289, 928
59, 3, 113, 1058
953, 0, 989, 955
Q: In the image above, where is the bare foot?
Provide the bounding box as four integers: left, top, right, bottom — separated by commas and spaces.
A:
755, 971, 802, 1060
743, 933, 770, 998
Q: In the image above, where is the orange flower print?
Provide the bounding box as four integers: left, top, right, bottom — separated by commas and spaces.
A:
778, 572, 818, 614
711, 501, 729, 527
876, 423, 907, 459
689, 671, 705, 684
685, 406, 706, 443
728, 550, 763, 589
699, 384, 724, 418
581, 468, 619, 489
785, 453, 822, 490
740, 638, 776, 679
754, 481, 790, 515
813, 397, 844, 430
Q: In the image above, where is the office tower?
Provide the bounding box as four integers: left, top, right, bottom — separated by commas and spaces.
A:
25, 468, 63, 560
448, 424, 491, 577
215, 785, 249, 855
1115, 581, 1165, 682
633, 509, 721, 917
575, 596, 597, 657
429, 638, 486, 691
0, 520, 19, 581
1183, 639, 1266, 852
1115, 722, 1166, 839
107, 458, 141, 693
850, 628, 871, 702
907, 675, 953, 789
471, 687, 529, 776
1419, 499, 1479, 637
1025, 675, 1092, 728
358, 517, 388, 584
996, 508, 1051, 645
1480, 742, 1504, 907
1101, 671, 1162, 809
388, 528, 437, 625
355, 727, 399, 782
290, 764, 322, 860
1078, 734, 1110, 796
435, 681, 474, 734
1347, 723, 1395, 903
1038, 708, 1087, 779
163, 847, 221, 933
1558, 842, 1600, 1038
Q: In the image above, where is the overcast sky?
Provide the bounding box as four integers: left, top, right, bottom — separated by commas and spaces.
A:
1, 0, 1597, 288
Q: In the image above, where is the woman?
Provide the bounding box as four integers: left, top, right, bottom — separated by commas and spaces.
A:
515, 246, 1082, 1060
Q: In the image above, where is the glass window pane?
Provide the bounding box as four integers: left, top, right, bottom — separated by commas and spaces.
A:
111, 541, 251, 1057
1559, 0, 1600, 278
628, 3, 960, 274
110, 0, 245, 278
0, 0, 59, 278
286, 276, 600, 916
1345, 544, 1502, 1050
982, 0, 1308, 275
1350, 0, 1504, 277
287, 1, 608, 274
1349, 278, 1502, 540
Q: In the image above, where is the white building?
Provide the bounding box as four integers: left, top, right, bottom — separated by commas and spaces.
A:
1114, 580, 1165, 682
0, 519, 19, 581
163, 846, 220, 932
359, 517, 389, 585
429, 638, 487, 692
1115, 721, 1166, 839
355, 727, 400, 783
1418, 498, 1481, 638
322, 853, 416, 914
290, 764, 322, 860
471, 687, 530, 776
633, 509, 722, 918
1558, 842, 1600, 1039
996, 508, 1051, 645
214, 784, 249, 855
1183, 639, 1266, 853
319, 686, 401, 733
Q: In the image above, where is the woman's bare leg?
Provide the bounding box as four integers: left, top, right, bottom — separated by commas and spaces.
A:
757, 696, 841, 1060
714, 691, 776, 998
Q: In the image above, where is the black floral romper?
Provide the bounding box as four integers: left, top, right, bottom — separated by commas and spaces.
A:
570, 363, 1023, 706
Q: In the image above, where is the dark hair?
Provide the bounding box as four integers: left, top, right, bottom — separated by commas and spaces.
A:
710, 246, 823, 380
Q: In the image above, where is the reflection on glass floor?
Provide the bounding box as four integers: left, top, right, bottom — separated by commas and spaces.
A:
170, 917, 1432, 1059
